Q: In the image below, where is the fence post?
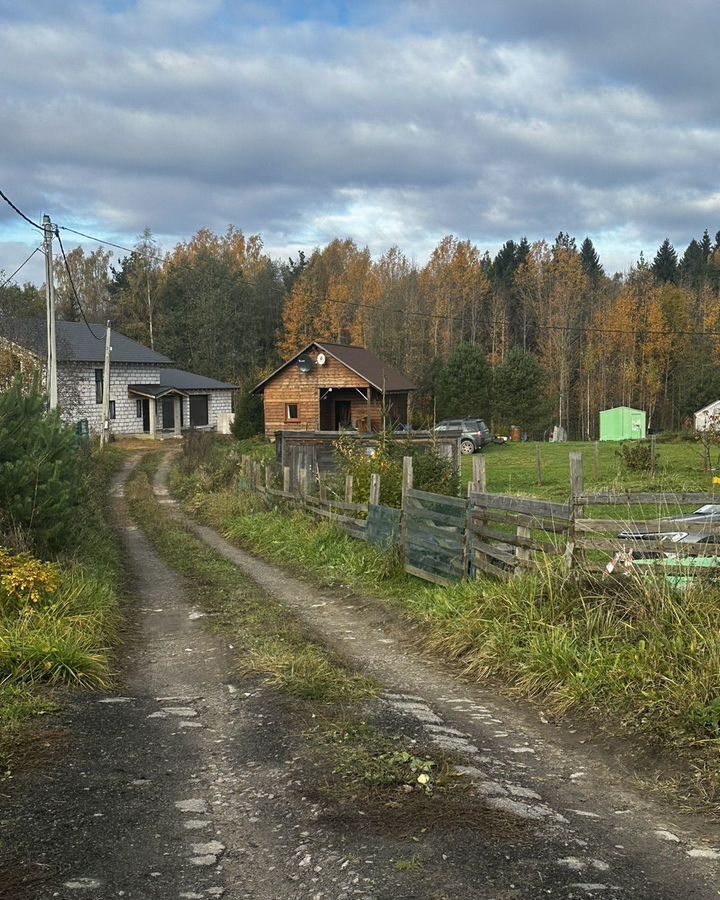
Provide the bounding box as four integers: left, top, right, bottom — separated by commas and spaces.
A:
265, 465, 271, 492
369, 473, 380, 507
650, 434, 657, 479
402, 456, 413, 506
345, 474, 354, 504
401, 456, 413, 562
299, 466, 308, 497
566, 451, 585, 570
515, 524, 532, 574
535, 445, 543, 485
283, 465, 291, 494
593, 440, 600, 481
468, 454, 486, 496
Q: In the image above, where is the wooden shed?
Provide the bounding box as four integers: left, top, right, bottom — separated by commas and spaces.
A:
254, 341, 415, 437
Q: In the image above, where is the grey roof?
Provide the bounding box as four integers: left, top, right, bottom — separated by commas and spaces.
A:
254, 341, 415, 393
0, 317, 171, 364
159, 368, 236, 391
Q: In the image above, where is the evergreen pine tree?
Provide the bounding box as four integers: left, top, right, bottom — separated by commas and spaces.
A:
492, 349, 553, 437
651, 238, 678, 283
679, 239, 705, 293
580, 237, 604, 284
435, 343, 492, 422
0, 376, 80, 549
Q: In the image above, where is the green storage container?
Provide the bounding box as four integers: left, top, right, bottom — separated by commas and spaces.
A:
599, 406, 646, 441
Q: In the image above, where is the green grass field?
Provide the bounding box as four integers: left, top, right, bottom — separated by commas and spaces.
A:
461, 440, 716, 500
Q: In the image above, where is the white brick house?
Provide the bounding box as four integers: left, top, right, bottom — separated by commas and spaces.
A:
0, 318, 236, 438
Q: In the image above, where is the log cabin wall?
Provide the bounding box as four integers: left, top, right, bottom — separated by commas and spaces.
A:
262, 348, 386, 437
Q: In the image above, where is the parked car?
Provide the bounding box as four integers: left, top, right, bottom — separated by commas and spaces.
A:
433, 419, 491, 454
617, 504, 720, 558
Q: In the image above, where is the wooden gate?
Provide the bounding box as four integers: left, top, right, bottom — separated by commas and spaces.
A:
403, 488, 468, 586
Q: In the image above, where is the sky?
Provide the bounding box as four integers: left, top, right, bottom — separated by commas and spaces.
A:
1, 0, 719, 286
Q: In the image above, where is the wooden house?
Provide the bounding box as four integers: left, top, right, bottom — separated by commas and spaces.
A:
254, 341, 415, 437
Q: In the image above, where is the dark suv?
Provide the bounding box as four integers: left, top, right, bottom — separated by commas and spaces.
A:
433, 419, 491, 454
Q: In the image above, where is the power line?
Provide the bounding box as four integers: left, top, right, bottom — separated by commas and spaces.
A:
58, 225, 158, 259
0, 188, 43, 231
0, 246, 43, 289
48, 215, 720, 340
314, 293, 720, 338
54, 229, 104, 340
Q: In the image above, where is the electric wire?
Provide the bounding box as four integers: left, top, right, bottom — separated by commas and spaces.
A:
0, 246, 42, 289
58, 225, 155, 258
50, 220, 720, 340
54, 229, 104, 340
0, 188, 44, 231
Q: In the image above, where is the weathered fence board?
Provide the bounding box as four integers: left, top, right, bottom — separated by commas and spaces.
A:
366, 504, 401, 549
404, 488, 468, 585
469, 492, 571, 519
579, 491, 718, 505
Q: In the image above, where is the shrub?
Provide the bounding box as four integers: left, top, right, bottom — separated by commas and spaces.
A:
0, 548, 60, 612
616, 440, 656, 472
231, 387, 264, 440
181, 428, 215, 472
0, 376, 81, 550
333, 432, 459, 506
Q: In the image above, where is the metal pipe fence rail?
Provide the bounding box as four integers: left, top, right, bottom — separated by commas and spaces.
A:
238, 453, 720, 587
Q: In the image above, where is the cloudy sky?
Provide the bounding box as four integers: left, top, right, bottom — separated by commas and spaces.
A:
1, 0, 718, 285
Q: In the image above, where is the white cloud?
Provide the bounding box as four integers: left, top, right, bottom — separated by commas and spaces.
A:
1, 1, 719, 281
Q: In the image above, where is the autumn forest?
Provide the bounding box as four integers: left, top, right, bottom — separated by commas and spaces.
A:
2, 226, 720, 438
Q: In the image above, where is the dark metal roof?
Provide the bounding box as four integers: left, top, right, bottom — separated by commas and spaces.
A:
253, 341, 415, 393
0, 317, 171, 364
159, 368, 237, 391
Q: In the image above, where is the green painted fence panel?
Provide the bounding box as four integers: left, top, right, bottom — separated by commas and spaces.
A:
367, 504, 402, 549
403, 491, 468, 585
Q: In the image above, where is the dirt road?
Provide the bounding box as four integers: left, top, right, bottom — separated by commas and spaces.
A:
1, 455, 718, 900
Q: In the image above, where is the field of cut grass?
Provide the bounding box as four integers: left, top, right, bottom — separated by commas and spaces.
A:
461, 440, 713, 500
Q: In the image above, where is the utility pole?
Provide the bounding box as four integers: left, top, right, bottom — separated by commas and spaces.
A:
43, 214, 58, 409
100, 320, 112, 447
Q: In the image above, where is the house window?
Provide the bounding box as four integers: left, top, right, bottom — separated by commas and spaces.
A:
286, 403, 299, 421
136, 399, 143, 418
189, 394, 209, 427
95, 368, 103, 403
109, 400, 116, 420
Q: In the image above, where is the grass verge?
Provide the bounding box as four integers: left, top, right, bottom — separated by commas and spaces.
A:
0, 447, 126, 776
171, 464, 720, 806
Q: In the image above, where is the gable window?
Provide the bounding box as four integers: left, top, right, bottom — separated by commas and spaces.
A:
95, 368, 103, 403
286, 402, 299, 421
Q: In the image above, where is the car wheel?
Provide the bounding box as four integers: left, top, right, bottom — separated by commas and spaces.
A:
460, 439, 475, 454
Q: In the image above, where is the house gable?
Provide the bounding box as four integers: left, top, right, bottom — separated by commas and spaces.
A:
257, 341, 413, 437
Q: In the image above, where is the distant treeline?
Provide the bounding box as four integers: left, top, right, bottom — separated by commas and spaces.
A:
2, 226, 720, 437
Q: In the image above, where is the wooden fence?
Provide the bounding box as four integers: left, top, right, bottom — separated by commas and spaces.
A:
240, 452, 720, 587
404, 488, 468, 585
